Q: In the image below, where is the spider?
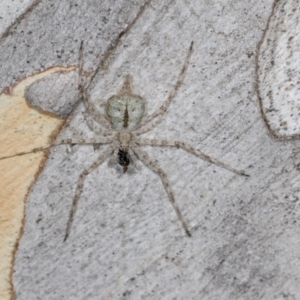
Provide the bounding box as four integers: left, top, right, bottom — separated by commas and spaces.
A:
1, 41, 248, 240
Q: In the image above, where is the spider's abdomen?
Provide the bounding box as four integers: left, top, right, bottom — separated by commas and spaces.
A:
118, 149, 130, 173
106, 93, 145, 131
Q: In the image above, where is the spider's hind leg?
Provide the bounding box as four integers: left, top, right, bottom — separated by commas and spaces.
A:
128, 148, 141, 171
136, 138, 249, 177
132, 144, 191, 236
64, 145, 114, 241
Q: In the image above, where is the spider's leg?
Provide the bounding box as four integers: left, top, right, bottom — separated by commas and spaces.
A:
131, 144, 191, 236
64, 145, 115, 241
86, 0, 153, 87
128, 147, 141, 170
134, 114, 165, 135
82, 111, 113, 136
136, 138, 249, 177
78, 42, 112, 129
135, 41, 193, 135
0, 137, 114, 161
58, 137, 114, 146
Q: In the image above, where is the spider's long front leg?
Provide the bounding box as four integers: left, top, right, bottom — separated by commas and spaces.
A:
78, 42, 112, 130
131, 144, 191, 236
78, 83, 112, 130
135, 41, 193, 135
136, 138, 249, 177
0, 137, 114, 160
64, 145, 115, 241
134, 114, 165, 136
82, 111, 113, 137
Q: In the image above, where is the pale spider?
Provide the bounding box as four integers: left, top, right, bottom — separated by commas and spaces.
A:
2, 41, 248, 240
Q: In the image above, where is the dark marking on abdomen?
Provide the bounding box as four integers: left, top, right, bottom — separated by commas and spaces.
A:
123, 103, 129, 128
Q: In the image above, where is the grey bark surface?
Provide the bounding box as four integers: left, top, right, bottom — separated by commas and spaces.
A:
1, 0, 300, 299
0, 0, 36, 34
258, 0, 300, 139
25, 70, 80, 118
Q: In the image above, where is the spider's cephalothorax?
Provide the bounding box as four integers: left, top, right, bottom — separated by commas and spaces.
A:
4, 41, 248, 240
118, 149, 130, 173
106, 75, 145, 132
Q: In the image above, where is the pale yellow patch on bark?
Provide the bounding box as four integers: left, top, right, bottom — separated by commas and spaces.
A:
0, 66, 74, 300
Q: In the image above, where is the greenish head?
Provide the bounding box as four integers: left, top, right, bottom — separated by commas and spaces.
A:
106, 93, 145, 131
